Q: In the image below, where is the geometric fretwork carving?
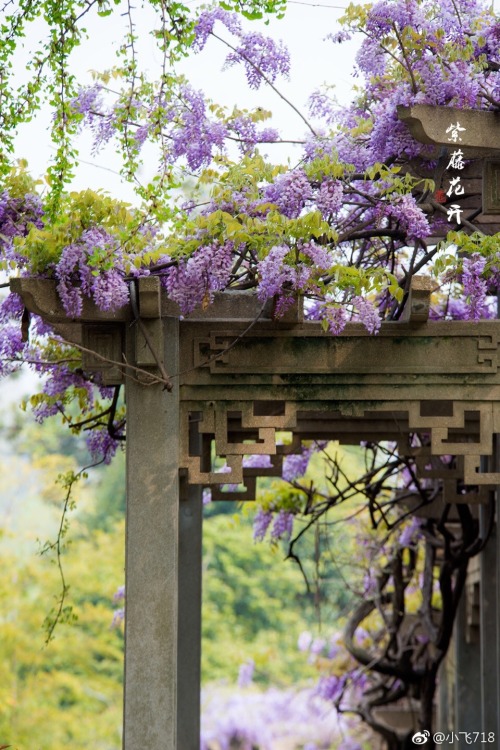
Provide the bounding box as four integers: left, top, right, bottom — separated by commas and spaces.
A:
398, 452, 490, 505
181, 400, 500, 502
11, 277, 500, 503
180, 402, 298, 485
190, 323, 500, 376
11, 279, 500, 505
408, 401, 500, 485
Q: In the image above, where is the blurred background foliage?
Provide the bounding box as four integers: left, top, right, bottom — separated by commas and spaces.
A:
0, 398, 359, 748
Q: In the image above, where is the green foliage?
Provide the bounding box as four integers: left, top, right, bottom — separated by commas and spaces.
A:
202, 512, 318, 685
6, 403, 87, 463
0, 409, 352, 712
201, 445, 379, 690
16, 189, 141, 274
0, 521, 124, 749
220, 0, 286, 21
0, 0, 287, 213
82, 451, 126, 532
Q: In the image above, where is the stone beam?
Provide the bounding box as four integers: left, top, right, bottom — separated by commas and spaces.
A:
397, 104, 500, 151
10, 277, 271, 324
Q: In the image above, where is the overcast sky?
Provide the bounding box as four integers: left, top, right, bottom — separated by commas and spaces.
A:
14, 1, 359, 200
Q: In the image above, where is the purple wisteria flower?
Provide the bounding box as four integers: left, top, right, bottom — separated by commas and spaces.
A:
71, 84, 103, 116
0, 322, 25, 376
111, 607, 125, 628
201, 683, 353, 749
0, 292, 24, 321
316, 674, 346, 702
310, 637, 327, 655
70, 84, 116, 152
303, 134, 336, 161
338, 739, 363, 750
430, 295, 496, 321
30, 365, 94, 422
322, 304, 348, 335
270, 509, 294, 540
298, 631, 313, 652
256, 245, 302, 301
253, 507, 273, 542
327, 635, 342, 660
228, 115, 279, 154
242, 454, 273, 469
113, 585, 125, 601
301, 240, 333, 270
281, 440, 328, 482
308, 91, 338, 125
55, 227, 129, 317
237, 659, 255, 688
398, 516, 423, 548
382, 194, 430, 240
86, 427, 121, 465
163, 241, 233, 315
223, 31, 290, 89
263, 169, 312, 218
192, 7, 242, 52
352, 295, 381, 334
462, 253, 488, 320
0, 189, 44, 266
326, 30, 352, 44
169, 85, 227, 171
282, 446, 313, 482
316, 178, 344, 218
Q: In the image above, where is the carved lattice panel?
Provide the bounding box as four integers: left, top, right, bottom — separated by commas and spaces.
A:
180, 402, 298, 486
11, 278, 500, 505
408, 401, 500, 485
181, 400, 500, 505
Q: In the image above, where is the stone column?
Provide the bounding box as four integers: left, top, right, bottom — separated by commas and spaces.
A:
454, 592, 482, 746
480, 510, 497, 736
177, 472, 203, 748
123, 316, 180, 750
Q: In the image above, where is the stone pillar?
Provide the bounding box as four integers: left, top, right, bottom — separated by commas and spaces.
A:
454, 591, 482, 746
178, 473, 203, 748
480, 511, 497, 736
123, 316, 180, 750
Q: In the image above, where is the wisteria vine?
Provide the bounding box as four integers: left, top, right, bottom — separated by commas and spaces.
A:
1, 0, 500, 745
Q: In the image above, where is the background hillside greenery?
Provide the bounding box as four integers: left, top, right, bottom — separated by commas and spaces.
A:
0, 399, 358, 748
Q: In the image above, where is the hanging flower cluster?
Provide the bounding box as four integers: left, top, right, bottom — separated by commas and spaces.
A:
1, 0, 499, 474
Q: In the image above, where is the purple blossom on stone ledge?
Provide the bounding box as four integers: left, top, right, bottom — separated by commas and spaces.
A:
462, 253, 488, 320
162, 241, 233, 315
352, 295, 381, 334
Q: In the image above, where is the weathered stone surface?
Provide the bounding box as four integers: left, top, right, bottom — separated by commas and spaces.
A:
12, 274, 500, 747
398, 104, 500, 235
397, 104, 500, 151
123, 317, 180, 750
13, 276, 500, 494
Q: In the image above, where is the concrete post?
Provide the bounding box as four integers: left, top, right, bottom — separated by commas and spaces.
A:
123, 317, 180, 750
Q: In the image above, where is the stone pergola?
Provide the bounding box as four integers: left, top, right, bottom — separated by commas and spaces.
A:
11, 270, 500, 749
10, 104, 500, 750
